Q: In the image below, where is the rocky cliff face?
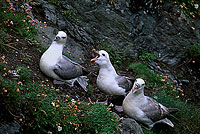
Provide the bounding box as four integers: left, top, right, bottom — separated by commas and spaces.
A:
32, 0, 200, 66
29, 0, 200, 104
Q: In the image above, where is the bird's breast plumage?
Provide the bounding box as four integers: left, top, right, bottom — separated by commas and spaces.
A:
39, 45, 63, 80
97, 74, 126, 95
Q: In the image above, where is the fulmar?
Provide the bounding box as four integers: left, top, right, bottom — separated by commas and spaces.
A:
40, 31, 89, 91
123, 78, 179, 129
91, 50, 133, 107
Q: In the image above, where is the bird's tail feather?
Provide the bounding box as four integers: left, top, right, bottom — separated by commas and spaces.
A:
77, 76, 89, 92
155, 118, 174, 127
168, 108, 179, 114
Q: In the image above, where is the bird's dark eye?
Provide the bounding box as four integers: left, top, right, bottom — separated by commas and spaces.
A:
62, 37, 66, 39
102, 53, 105, 56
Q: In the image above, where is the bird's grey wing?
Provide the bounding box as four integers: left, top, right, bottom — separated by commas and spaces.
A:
62, 55, 82, 67
62, 55, 89, 75
54, 56, 83, 80
115, 76, 133, 92
139, 97, 166, 122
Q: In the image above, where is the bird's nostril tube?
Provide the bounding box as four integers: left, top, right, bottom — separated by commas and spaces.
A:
56, 36, 60, 40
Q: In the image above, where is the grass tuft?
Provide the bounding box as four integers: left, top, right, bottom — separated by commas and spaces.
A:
16, 66, 31, 83
188, 43, 200, 60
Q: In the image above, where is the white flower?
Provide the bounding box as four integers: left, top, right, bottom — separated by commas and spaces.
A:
58, 126, 62, 131
194, 4, 199, 9
71, 99, 76, 105
153, 96, 158, 99
51, 102, 55, 106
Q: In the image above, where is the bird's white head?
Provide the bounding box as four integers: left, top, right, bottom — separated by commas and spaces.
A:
54, 31, 67, 44
91, 50, 111, 66
132, 78, 145, 94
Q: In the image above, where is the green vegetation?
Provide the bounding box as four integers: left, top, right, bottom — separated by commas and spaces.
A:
0, 64, 119, 133
128, 63, 163, 88
48, 0, 60, 6
188, 43, 200, 60
97, 41, 130, 68
64, 9, 79, 23
173, 0, 200, 18
87, 84, 94, 95
0, 0, 38, 39
128, 62, 200, 134
16, 66, 31, 83
139, 51, 157, 62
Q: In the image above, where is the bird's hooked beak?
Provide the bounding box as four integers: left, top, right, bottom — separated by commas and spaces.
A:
54, 36, 60, 41
132, 83, 140, 93
91, 50, 100, 63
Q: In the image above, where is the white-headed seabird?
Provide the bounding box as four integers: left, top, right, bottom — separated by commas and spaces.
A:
91, 50, 133, 107
123, 78, 179, 129
40, 31, 89, 91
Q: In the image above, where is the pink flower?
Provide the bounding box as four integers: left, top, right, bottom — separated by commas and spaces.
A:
156, 66, 160, 69
25, 3, 29, 6
173, 80, 177, 83
21, 5, 24, 8
12, 8, 16, 11
10, 21, 13, 25
25, 9, 31, 12
9, 2, 13, 6
28, 6, 32, 9
28, 20, 35, 23
177, 88, 183, 92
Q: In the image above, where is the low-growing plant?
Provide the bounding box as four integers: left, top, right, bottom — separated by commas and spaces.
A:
80, 103, 119, 133
174, 0, 200, 18
0, 62, 7, 74
48, 0, 60, 6
64, 9, 79, 23
0, 32, 8, 38
0, 79, 22, 113
0, 61, 119, 134
139, 50, 157, 62
97, 41, 130, 68
0, 0, 38, 39
16, 66, 30, 83
87, 84, 94, 95
128, 62, 179, 97
188, 43, 200, 60
21, 82, 119, 133
128, 62, 162, 87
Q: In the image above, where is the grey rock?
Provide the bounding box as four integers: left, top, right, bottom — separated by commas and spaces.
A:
32, 0, 200, 67
0, 121, 20, 134
120, 118, 144, 134
181, 80, 190, 85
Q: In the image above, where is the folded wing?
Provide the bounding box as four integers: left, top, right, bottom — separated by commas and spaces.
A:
54, 55, 84, 80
